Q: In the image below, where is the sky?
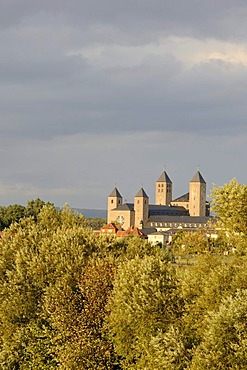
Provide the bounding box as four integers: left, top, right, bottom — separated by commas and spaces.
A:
0, 0, 246, 209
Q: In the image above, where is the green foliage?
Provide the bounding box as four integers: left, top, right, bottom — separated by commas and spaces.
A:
0, 204, 25, 230
0, 180, 247, 369
107, 255, 182, 369
1, 204, 165, 369
83, 217, 107, 230
175, 255, 247, 368
0, 198, 53, 231
190, 289, 247, 370
24, 198, 48, 221
43, 257, 118, 369
172, 230, 211, 256
0, 204, 117, 369
210, 179, 247, 254
211, 179, 247, 234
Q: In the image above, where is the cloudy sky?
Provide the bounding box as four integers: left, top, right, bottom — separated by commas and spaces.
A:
0, 0, 246, 209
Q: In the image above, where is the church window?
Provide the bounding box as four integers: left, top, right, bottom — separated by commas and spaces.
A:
118, 200, 121, 204
111, 200, 113, 204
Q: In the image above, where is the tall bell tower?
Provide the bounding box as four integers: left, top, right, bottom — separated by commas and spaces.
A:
189, 171, 206, 217
155, 171, 172, 205
107, 187, 122, 223
134, 187, 149, 228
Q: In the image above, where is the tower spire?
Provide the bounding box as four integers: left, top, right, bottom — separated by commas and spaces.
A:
155, 168, 172, 205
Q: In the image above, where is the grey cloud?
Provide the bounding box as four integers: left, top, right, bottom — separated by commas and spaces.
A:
1, 1, 247, 42
1, 54, 247, 140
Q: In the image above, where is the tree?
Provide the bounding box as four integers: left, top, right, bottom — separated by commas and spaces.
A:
190, 289, 247, 370
2, 204, 156, 368
24, 198, 48, 221
0, 204, 26, 230
83, 218, 107, 230
173, 255, 247, 368
0, 204, 118, 369
107, 254, 183, 369
210, 179, 247, 254
172, 230, 211, 257
211, 179, 247, 235
44, 257, 118, 370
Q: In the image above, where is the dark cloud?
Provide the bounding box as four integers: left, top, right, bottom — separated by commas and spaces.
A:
1, 55, 246, 139
1, 0, 247, 42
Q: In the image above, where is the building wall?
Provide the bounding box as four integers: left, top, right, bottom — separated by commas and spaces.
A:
189, 182, 206, 216
155, 182, 172, 205
170, 200, 189, 210
107, 196, 122, 223
107, 209, 134, 230
134, 197, 149, 228
148, 233, 166, 246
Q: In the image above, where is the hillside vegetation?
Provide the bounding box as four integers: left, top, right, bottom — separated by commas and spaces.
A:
0, 180, 246, 369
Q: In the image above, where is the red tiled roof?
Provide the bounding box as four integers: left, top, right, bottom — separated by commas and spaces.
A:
100, 223, 120, 234
116, 226, 145, 237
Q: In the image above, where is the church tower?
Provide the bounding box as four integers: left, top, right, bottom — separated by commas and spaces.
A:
189, 171, 206, 217
155, 171, 172, 205
107, 187, 122, 223
134, 188, 149, 228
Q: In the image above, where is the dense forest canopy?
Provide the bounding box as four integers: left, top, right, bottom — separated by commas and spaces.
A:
0, 199, 106, 231
0, 180, 246, 369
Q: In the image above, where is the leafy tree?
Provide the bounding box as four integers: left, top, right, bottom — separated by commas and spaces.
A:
44, 257, 118, 370
0, 204, 117, 369
0, 206, 6, 230
2, 204, 162, 369
190, 289, 247, 370
211, 179, 247, 234
107, 254, 183, 369
0, 204, 25, 230
84, 217, 107, 230
172, 230, 211, 257
174, 255, 247, 368
24, 198, 48, 221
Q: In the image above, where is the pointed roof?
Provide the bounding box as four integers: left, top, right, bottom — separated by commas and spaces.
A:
100, 223, 120, 233
108, 187, 122, 197
172, 192, 190, 202
157, 171, 172, 183
135, 187, 149, 198
112, 203, 134, 211
116, 227, 145, 237
190, 171, 206, 183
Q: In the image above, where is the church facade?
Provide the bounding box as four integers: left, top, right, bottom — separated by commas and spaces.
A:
107, 170, 210, 231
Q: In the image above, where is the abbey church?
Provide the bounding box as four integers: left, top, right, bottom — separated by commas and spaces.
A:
107, 170, 210, 232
